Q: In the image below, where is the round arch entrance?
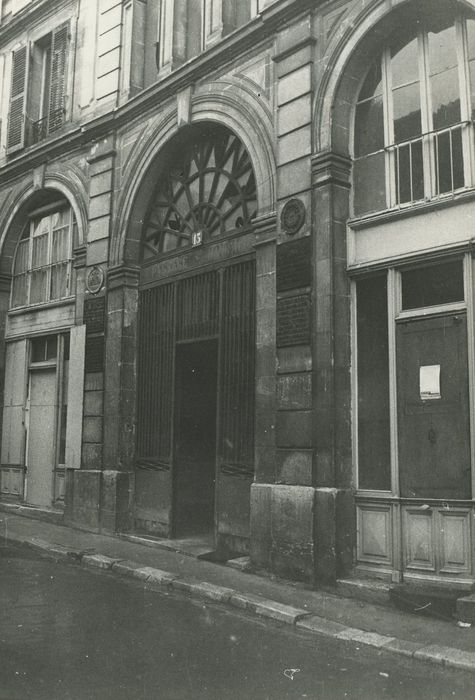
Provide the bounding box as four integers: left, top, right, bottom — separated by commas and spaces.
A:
132, 123, 259, 554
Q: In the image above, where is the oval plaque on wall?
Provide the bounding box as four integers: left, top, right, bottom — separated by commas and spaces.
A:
86, 266, 105, 295
281, 198, 306, 236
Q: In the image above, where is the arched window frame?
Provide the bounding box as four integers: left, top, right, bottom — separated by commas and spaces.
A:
142, 127, 258, 261
353, 11, 475, 216
11, 202, 75, 309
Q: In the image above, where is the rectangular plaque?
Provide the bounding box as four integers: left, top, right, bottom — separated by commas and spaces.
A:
276, 237, 311, 293
277, 294, 311, 347
85, 336, 104, 372
84, 297, 105, 335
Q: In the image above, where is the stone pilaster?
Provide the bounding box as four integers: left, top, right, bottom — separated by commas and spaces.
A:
100, 263, 139, 533
311, 149, 354, 583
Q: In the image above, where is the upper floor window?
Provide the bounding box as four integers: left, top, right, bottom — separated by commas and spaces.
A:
11, 204, 75, 309
354, 9, 475, 217
142, 125, 257, 260
157, 0, 255, 71
7, 22, 70, 152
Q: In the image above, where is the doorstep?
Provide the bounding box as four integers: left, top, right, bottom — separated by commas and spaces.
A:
119, 532, 217, 560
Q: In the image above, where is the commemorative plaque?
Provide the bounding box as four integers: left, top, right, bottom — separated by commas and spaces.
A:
276, 237, 311, 292
276, 294, 311, 347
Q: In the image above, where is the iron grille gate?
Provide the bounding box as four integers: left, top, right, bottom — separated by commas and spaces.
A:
137, 259, 255, 476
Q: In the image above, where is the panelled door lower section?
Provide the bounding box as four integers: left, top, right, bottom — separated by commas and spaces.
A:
396, 313, 472, 578
136, 260, 255, 541
26, 369, 57, 507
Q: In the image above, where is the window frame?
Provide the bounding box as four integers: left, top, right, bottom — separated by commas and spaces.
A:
11, 204, 74, 310
353, 11, 475, 216
6, 20, 70, 153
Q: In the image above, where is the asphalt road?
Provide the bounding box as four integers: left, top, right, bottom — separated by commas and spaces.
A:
0, 544, 473, 700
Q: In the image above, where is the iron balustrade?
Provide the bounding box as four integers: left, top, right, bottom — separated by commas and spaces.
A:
25, 108, 65, 146
353, 121, 473, 214
388, 121, 471, 207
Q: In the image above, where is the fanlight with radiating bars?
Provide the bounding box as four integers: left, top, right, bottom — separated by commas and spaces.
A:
142, 129, 257, 260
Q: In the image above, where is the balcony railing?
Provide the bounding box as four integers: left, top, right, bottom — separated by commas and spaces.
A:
388, 121, 471, 208
353, 121, 474, 217
26, 108, 65, 146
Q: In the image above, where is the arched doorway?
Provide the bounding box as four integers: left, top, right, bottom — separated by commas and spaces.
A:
133, 123, 258, 550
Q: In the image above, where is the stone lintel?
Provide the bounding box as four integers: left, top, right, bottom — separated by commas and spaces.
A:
311, 150, 352, 189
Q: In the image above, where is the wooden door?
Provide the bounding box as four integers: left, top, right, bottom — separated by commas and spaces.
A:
396, 314, 471, 500
26, 369, 57, 507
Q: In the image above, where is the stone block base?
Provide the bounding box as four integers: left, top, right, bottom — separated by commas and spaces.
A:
64, 469, 132, 534
250, 483, 355, 585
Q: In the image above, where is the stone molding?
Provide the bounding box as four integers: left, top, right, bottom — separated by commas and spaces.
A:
252, 211, 277, 247
311, 150, 352, 189
107, 264, 140, 291
273, 36, 316, 64
73, 245, 87, 270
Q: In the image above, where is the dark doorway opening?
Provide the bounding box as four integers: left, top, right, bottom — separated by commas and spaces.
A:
173, 339, 218, 538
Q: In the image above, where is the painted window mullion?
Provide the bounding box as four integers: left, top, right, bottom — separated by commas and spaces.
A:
457, 15, 474, 188
47, 214, 53, 302
418, 29, 433, 199
27, 221, 33, 305
383, 48, 396, 208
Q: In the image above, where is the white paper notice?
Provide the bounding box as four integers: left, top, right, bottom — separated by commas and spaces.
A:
420, 364, 441, 400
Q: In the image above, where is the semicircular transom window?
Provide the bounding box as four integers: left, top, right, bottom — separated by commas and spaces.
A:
142, 128, 257, 260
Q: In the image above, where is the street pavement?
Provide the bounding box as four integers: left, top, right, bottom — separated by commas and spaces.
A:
1, 508, 475, 680
1, 543, 474, 700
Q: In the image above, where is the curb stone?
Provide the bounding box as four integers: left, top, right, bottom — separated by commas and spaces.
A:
4, 533, 475, 674
414, 646, 475, 671
82, 554, 122, 569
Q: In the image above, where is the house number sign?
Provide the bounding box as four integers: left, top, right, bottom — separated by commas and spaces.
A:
192, 231, 203, 247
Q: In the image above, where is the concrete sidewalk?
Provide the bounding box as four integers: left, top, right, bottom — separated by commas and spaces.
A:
2, 508, 475, 673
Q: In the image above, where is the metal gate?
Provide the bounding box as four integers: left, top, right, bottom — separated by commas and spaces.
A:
136, 258, 255, 478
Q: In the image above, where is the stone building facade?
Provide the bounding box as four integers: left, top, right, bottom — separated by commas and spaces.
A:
1, 0, 475, 590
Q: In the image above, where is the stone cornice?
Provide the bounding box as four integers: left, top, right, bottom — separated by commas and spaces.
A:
311, 150, 352, 189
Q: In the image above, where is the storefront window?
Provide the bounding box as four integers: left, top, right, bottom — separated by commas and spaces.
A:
356, 275, 391, 491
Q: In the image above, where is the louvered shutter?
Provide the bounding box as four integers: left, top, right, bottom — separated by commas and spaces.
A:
48, 22, 70, 134
7, 45, 28, 151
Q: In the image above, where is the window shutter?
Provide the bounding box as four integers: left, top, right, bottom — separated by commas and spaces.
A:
48, 22, 70, 134
65, 325, 85, 470
7, 45, 28, 151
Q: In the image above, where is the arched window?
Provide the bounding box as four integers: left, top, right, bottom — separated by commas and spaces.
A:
142, 126, 257, 260
354, 7, 475, 216
11, 201, 75, 308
